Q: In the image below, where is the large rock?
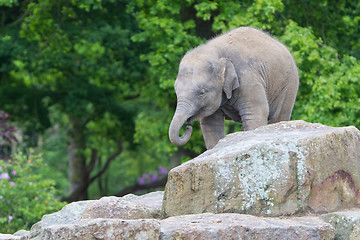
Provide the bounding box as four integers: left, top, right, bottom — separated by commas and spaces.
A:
161, 213, 334, 239
163, 120, 360, 217
0, 234, 21, 240
1, 208, 337, 240
81, 191, 164, 220
3, 192, 360, 239
25, 192, 163, 240
31, 200, 95, 233
29, 219, 160, 240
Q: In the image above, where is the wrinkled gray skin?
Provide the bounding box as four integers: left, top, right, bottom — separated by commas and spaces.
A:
169, 27, 299, 149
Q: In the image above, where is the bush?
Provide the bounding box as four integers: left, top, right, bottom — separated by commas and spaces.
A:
0, 152, 66, 234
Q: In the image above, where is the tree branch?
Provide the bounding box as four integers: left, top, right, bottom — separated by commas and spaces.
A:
63, 174, 168, 202
116, 175, 168, 197
87, 148, 98, 174
62, 139, 123, 203
89, 139, 123, 184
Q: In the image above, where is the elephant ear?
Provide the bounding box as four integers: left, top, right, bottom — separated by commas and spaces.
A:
220, 58, 239, 99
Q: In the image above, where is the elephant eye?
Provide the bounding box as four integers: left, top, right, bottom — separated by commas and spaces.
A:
199, 89, 207, 96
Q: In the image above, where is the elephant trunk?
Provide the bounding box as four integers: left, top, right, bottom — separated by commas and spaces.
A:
169, 108, 193, 146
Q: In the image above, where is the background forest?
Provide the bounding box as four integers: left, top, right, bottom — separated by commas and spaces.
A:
0, 0, 360, 233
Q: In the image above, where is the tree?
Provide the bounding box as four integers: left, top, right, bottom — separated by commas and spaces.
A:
0, 0, 147, 201
282, 0, 360, 58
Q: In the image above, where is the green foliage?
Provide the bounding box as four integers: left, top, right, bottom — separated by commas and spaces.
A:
0, 152, 66, 234
280, 21, 360, 127
213, 0, 284, 32
130, 1, 202, 91
283, 0, 360, 58
1, 0, 143, 130
0, 0, 148, 199
0, 0, 18, 7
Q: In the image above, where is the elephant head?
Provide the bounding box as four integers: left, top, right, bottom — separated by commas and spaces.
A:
169, 53, 239, 147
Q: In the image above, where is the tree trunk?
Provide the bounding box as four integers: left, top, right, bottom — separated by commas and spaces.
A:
67, 117, 89, 200
180, 4, 219, 40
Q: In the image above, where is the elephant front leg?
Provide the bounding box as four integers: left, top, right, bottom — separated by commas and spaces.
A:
200, 110, 225, 149
237, 80, 269, 131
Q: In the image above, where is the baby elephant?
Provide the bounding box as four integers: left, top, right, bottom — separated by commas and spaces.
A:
169, 27, 299, 149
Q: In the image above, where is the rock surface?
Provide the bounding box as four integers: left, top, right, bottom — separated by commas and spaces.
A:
163, 120, 360, 217
0, 206, 340, 240
81, 191, 164, 220
322, 209, 360, 240
29, 219, 161, 240
0, 235, 21, 240
31, 200, 95, 232
2, 195, 360, 239
8, 208, 360, 240
160, 213, 334, 239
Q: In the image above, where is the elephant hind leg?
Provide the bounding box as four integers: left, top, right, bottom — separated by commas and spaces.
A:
268, 85, 297, 123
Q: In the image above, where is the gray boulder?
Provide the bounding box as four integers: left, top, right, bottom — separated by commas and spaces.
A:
81, 191, 164, 220
0, 234, 21, 240
25, 191, 164, 239
2, 210, 338, 240
160, 213, 335, 239
29, 219, 160, 240
31, 200, 95, 232
163, 120, 360, 217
